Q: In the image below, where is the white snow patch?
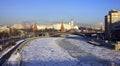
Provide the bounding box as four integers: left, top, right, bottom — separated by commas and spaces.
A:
7, 52, 21, 66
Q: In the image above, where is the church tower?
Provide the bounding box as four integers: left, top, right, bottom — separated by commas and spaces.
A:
32, 23, 38, 33
60, 21, 65, 32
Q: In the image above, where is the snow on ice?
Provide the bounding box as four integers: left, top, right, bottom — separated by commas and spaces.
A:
65, 35, 120, 64
21, 38, 79, 66
21, 35, 120, 66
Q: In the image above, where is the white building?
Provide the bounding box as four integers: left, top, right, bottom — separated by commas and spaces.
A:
35, 20, 79, 31
11, 24, 24, 29
0, 26, 10, 33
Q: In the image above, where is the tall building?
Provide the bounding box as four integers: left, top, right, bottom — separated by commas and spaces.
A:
109, 10, 120, 23
32, 23, 38, 32
60, 21, 65, 32
105, 9, 120, 40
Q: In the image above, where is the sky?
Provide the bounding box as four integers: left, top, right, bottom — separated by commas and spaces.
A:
0, 0, 120, 25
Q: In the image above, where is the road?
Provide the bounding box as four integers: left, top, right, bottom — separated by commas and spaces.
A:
0, 37, 23, 45
0, 40, 24, 65
0, 37, 40, 66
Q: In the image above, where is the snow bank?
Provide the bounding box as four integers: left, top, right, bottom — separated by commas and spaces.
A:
0, 40, 24, 58
66, 35, 120, 64
21, 38, 78, 66
7, 52, 21, 66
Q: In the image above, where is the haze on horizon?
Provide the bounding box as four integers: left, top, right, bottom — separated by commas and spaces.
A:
0, 0, 120, 25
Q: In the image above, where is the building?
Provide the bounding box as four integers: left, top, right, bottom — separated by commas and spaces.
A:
105, 9, 120, 40
33, 20, 79, 31
25, 23, 31, 30
32, 23, 38, 32
0, 26, 10, 33
60, 22, 65, 32
11, 24, 24, 29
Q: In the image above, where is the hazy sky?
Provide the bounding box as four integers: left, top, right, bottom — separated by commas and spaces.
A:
0, 0, 120, 25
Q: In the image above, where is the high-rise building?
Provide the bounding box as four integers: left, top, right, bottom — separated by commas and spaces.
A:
105, 9, 120, 40
109, 10, 120, 23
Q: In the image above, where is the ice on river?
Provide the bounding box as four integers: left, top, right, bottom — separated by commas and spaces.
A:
21, 38, 79, 66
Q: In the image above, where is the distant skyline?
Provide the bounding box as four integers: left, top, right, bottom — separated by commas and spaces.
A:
0, 0, 120, 25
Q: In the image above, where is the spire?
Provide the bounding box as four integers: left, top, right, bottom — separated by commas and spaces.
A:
60, 21, 65, 32
32, 22, 38, 32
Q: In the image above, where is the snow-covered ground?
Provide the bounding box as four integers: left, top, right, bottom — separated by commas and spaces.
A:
21, 38, 79, 66
6, 52, 21, 66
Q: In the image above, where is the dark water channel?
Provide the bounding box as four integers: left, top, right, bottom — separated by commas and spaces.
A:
57, 39, 120, 66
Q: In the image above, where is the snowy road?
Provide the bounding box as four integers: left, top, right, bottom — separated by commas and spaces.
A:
21, 35, 120, 66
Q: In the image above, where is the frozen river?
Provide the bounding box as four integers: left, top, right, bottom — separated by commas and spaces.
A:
21, 35, 120, 66
57, 36, 119, 66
